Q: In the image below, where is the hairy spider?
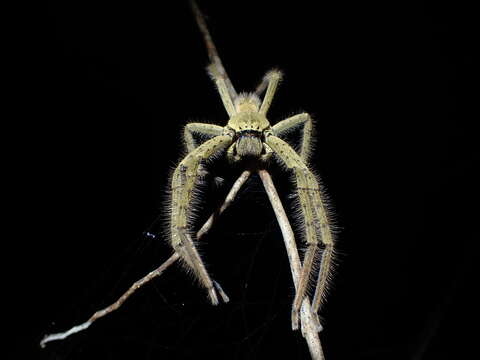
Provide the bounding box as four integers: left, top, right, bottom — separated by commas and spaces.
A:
171, 1, 336, 331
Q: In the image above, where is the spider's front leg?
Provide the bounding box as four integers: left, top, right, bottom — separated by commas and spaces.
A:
266, 134, 334, 331
255, 70, 282, 115
171, 134, 233, 305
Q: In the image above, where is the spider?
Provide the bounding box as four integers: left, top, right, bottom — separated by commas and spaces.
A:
171, 1, 335, 331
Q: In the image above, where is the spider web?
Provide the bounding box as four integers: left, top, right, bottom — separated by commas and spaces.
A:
40, 165, 311, 360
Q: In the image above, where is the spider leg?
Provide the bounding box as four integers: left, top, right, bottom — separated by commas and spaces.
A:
184, 123, 226, 181
311, 245, 334, 316
184, 123, 224, 152
207, 64, 237, 117
254, 70, 282, 116
226, 142, 240, 163
255, 69, 283, 100
190, 0, 237, 100
260, 143, 274, 162
171, 135, 233, 305
272, 113, 333, 320
266, 134, 334, 330
272, 112, 314, 162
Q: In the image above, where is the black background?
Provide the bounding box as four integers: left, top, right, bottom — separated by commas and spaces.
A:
7, 1, 476, 359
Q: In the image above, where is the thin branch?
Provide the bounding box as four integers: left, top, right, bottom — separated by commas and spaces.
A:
40, 170, 251, 348
40, 253, 179, 347
258, 169, 325, 360
197, 170, 251, 239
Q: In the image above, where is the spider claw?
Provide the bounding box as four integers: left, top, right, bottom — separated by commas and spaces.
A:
208, 288, 219, 305
213, 280, 230, 303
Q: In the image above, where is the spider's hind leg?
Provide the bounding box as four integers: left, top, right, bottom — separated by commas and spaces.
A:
266, 134, 334, 331
290, 169, 321, 330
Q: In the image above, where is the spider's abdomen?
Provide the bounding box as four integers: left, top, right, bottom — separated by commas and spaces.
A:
236, 130, 263, 157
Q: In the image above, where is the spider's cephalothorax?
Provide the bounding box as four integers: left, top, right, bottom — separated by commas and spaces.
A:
170, 1, 335, 333
226, 93, 272, 160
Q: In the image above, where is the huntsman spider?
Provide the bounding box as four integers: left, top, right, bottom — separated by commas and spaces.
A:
40, 2, 336, 353
172, 1, 336, 331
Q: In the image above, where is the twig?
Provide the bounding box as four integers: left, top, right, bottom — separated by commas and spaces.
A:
40, 170, 251, 348
197, 170, 251, 239
258, 169, 324, 360
40, 253, 179, 347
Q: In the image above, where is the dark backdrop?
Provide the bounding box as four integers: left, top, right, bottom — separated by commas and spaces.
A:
7, 1, 476, 359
